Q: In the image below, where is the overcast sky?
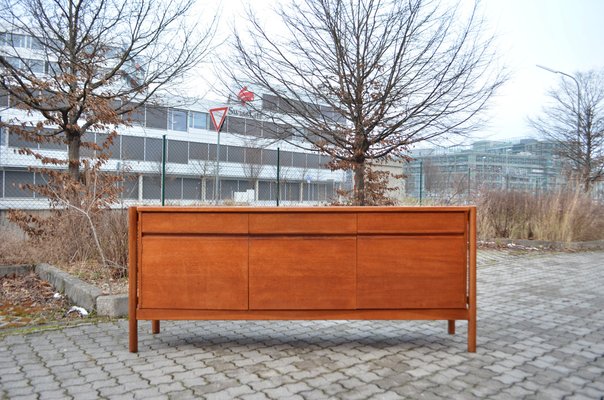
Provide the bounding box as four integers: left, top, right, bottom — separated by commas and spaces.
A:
202, 0, 604, 143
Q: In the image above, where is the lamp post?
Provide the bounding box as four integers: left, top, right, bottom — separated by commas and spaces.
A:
536, 64, 581, 152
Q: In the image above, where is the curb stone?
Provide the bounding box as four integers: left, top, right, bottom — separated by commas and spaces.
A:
0, 264, 34, 278
33, 263, 128, 317
481, 238, 604, 251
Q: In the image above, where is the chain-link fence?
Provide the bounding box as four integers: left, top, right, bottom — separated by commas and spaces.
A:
0, 125, 350, 210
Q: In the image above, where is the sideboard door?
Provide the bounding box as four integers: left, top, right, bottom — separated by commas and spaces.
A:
139, 236, 248, 310
356, 211, 468, 309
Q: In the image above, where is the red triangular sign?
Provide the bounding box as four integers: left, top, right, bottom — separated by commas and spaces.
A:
209, 107, 229, 133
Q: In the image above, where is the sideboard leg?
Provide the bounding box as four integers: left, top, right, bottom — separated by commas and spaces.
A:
447, 320, 455, 335
129, 318, 138, 353
152, 320, 160, 334
468, 318, 476, 352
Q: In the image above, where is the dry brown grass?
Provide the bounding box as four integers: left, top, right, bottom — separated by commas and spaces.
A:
0, 229, 37, 265
3, 209, 129, 279
476, 188, 604, 242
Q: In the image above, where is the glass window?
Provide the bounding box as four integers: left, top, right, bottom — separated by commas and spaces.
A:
29, 59, 45, 74
38, 136, 66, 151
258, 181, 275, 201
121, 176, 139, 200
280, 151, 293, 168
263, 121, 281, 138
262, 94, 279, 112
0, 88, 8, 108
79, 133, 95, 158
188, 111, 208, 129
121, 135, 144, 161
292, 152, 306, 168
5, 171, 34, 197
167, 140, 188, 164
205, 179, 215, 201
238, 180, 252, 192
145, 106, 167, 130
145, 137, 163, 162
189, 142, 209, 160
209, 144, 226, 162
220, 179, 238, 200
227, 117, 245, 135
307, 153, 321, 169
170, 109, 187, 132
182, 178, 202, 200
245, 119, 262, 137
281, 182, 300, 201
0, 171, 3, 197
262, 149, 278, 166
9, 132, 38, 149
165, 177, 182, 199
45, 61, 61, 75
244, 147, 262, 165
142, 175, 161, 199
95, 133, 120, 159
228, 146, 244, 163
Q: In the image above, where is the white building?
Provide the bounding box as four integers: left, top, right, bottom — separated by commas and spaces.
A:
0, 31, 346, 209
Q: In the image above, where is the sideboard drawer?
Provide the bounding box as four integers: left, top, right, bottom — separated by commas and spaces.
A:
141, 212, 248, 234
249, 212, 356, 235
357, 211, 466, 234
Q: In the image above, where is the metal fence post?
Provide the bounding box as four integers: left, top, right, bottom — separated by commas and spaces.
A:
276, 147, 280, 207
419, 160, 423, 206
161, 134, 166, 206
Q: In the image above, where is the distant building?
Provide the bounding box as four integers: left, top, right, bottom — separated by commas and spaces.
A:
402, 139, 569, 202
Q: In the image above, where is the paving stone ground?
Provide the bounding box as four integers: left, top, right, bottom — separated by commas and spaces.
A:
1, 250, 603, 400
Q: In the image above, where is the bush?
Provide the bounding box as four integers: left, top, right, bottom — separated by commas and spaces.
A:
476, 188, 604, 242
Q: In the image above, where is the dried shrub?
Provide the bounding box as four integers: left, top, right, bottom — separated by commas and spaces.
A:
476, 188, 604, 242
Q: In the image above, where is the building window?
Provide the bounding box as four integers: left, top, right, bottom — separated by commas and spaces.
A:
145, 137, 163, 162
121, 135, 144, 161
188, 111, 208, 130
5, 171, 34, 198
167, 140, 188, 164
146, 106, 168, 130
170, 109, 187, 132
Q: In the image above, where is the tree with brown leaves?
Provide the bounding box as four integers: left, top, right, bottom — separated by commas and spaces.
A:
0, 0, 217, 180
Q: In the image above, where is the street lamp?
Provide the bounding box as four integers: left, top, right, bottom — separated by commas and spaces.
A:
536, 64, 581, 150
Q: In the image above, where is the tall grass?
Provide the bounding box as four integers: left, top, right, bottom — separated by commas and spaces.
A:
3, 209, 129, 276
476, 188, 604, 242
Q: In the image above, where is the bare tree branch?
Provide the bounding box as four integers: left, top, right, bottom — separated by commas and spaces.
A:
226, 0, 506, 205
530, 69, 604, 192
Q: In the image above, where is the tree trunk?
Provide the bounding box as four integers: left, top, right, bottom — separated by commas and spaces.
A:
354, 162, 365, 206
67, 133, 81, 181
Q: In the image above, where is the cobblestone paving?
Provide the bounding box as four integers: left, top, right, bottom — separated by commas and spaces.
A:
1, 250, 603, 399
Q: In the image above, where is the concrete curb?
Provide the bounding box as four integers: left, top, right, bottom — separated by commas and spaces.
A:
33, 263, 128, 317
481, 238, 604, 251
0, 264, 34, 278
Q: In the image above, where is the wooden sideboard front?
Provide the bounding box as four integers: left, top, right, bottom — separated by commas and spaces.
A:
129, 206, 477, 352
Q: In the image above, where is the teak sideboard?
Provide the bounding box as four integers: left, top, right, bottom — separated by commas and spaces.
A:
128, 206, 477, 352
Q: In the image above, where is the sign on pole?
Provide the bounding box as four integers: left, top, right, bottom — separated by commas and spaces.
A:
209, 107, 228, 204
209, 107, 229, 133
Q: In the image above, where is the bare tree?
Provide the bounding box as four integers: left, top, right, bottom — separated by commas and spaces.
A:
531, 69, 604, 192
0, 0, 217, 180
229, 0, 505, 205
